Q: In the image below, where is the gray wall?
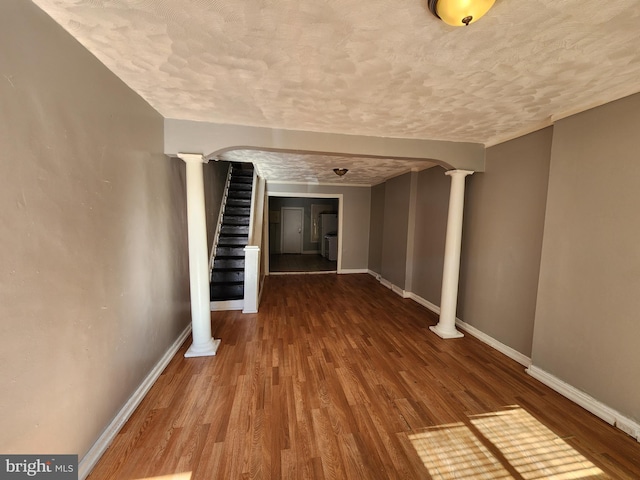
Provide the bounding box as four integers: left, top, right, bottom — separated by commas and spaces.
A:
0, 0, 190, 457
266, 184, 370, 270
380, 173, 411, 289
457, 128, 552, 356
532, 93, 640, 421
411, 166, 450, 306
368, 183, 385, 274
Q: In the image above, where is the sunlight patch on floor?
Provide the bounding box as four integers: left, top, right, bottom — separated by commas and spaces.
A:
133, 472, 192, 480
409, 422, 512, 479
409, 407, 607, 480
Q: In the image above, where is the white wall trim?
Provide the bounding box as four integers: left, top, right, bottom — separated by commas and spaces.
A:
340, 268, 369, 274
210, 299, 243, 311
367, 269, 382, 281
374, 273, 409, 298
78, 324, 192, 480
526, 365, 640, 442
456, 318, 532, 368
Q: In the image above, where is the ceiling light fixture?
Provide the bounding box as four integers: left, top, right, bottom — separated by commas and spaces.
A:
333, 168, 349, 177
428, 0, 496, 26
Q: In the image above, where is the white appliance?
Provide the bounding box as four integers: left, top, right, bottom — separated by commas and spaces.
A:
324, 234, 338, 261
319, 213, 338, 257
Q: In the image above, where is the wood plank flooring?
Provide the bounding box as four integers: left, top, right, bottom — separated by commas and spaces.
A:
269, 254, 337, 273
88, 274, 640, 480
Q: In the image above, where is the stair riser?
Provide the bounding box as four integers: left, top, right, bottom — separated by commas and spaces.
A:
211, 284, 244, 301
216, 247, 245, 257
230, 179, 252, 186
220, 225, 249, 235
214, 259, 245, 269
218, 236, 248, 246
212, 271, 244, 283
228, 191, 252, 199
225, 206, 251, 216
226, 198, 251, 207
223, 216, 250, 226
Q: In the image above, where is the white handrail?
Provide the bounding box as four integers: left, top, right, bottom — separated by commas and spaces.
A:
209, 163, 233, 280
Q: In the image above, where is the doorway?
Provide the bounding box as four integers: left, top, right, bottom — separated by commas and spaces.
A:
268, 195, 341, 274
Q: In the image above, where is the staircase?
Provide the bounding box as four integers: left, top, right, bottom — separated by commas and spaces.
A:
210, 163, 254, 302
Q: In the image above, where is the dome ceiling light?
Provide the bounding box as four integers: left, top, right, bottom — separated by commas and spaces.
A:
428, 0, 496, 26
333, 168, 349, 177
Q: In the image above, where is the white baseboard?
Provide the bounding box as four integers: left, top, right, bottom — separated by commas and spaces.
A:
367, 269, 381, 281
408, 292, 441, 315
526, 365, 640, 442
339, 268, 369, 274
79, 324, 192, 479
376, 275, 409, 298
456, 319, 532, 368
408, 291, 532, 367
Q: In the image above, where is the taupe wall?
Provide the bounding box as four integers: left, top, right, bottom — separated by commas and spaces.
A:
458, 128, 552, 356
532, 93, 640, 421
368, 183, 385, 274
0, 0, 190, 457
203, 160, 230, 257
380, 173, 411, 289
411, 166, 450, 306
266, 183, 370, 270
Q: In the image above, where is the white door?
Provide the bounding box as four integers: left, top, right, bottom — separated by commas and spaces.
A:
281, 207, 303, 254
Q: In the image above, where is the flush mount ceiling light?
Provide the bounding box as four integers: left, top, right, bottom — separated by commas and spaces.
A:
333, 168, 349, 177
428, 0, 496, 26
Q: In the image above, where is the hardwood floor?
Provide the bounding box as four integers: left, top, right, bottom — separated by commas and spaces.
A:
88, 274, 640, 479
269, 254, 337, 273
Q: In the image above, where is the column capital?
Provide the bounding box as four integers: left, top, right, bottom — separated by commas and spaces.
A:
177, 152, 209, 164
445, 169, 474, 178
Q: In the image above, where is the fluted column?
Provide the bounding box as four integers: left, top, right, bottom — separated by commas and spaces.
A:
430, 169, 474, 339
178, 153, 220, 357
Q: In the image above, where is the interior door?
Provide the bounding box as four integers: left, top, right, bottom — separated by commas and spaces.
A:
281, 207, 303, 254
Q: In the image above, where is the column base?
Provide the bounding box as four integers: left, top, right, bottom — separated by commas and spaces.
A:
184, 338, 221, 358
429, 324, 464, 339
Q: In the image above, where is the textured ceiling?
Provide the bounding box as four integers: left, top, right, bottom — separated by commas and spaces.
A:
32, 0, 640, 184
220, 150, 434, 185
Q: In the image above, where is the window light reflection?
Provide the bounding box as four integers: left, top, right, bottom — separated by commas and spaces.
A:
409, 407, 606, 479
133, 472, 192, 480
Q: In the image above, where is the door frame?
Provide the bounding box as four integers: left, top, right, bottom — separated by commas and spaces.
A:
280, 207, 304, 254
266, 192, 343, 275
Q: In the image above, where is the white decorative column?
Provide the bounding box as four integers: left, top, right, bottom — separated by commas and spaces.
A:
178, 153, 220, 357
430, 169, 474, 339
